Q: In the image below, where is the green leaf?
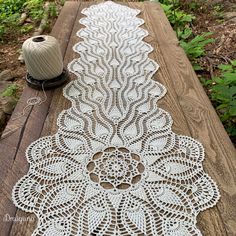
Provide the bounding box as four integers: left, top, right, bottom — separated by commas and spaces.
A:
1, 84, 17, 97
220, 112, 230, 122
212, 84, 232, 101
223, 72, 236, 85
229, 106, 236, 116
193, 64, 203, 71
177, 28, 192, 40
180, 32, 214, 60
213, 76, 223, 84
229, 100, 236, 106
218, 64, 233, 71
161, 3, 173, 13
226, 125, 236, 136
200, 78, 212, 86
231, 60, 236, 67
20, 24, 33, 33
217, 103, 228, 110
229, 86, 236, 96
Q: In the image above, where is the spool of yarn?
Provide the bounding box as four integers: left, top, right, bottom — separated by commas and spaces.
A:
22, 35, 63, 80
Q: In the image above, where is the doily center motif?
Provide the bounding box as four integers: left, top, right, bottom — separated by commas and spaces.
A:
86, 147, 146, 192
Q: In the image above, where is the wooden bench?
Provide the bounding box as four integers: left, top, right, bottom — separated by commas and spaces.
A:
0, 1, 235, 235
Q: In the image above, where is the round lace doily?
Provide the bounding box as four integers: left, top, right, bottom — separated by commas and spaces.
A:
12, 2, 220, 235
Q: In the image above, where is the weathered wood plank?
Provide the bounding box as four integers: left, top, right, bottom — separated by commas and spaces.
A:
1, 1, 235, 235
0, 2, 80, 236
136, 10, 190, 136
128, 3, 224, 235
129, 2, 236, 235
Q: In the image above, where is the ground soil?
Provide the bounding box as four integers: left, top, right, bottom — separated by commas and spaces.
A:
180, 0, 236, 145
0, 35, 29, 91
190, 1, 236, 65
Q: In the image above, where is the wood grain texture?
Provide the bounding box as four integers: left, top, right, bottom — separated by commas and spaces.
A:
129, 2, 236, 236
0, 1, 235, 236
0, 2, 79, 236
129, 4, 224, 235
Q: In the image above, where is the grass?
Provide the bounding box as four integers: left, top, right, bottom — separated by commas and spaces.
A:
1, 84, 18, 98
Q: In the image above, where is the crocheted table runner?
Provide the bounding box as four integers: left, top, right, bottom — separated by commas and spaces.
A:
13, 2, 220, 235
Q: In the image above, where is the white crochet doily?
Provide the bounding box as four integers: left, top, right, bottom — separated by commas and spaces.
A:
12, 2, 220, 235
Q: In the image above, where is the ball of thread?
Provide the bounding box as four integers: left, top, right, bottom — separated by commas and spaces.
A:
22, 35, 63, 80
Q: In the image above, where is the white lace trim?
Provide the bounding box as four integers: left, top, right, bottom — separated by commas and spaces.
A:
12, 2, 220, 235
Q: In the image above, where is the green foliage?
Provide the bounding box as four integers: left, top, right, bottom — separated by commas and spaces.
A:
159, 0, 214, 63
187, 1, 199, 11
1, 84, 18, 97
176, 27, 192, 40
192, 64, 203, 71
20, 24, 34, 33
211, 61, 236, 116
158, 0, 179, 4
213, 4, 224, 18
0, 0, 59, 40
0, 0, 25, 15
161, 3, 195, 29
200, 77, 211, 87
159, 0, 235, 139
23, 0, 44, 22
180, 32, 214, 60
59, 0, 66, 6
0, 0, 25, 39
49, 3, 58, 18
207, 61, 236, 136
0, 25, 5, 39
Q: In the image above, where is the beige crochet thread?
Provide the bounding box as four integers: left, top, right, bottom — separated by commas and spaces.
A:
22, 35, 63, 80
